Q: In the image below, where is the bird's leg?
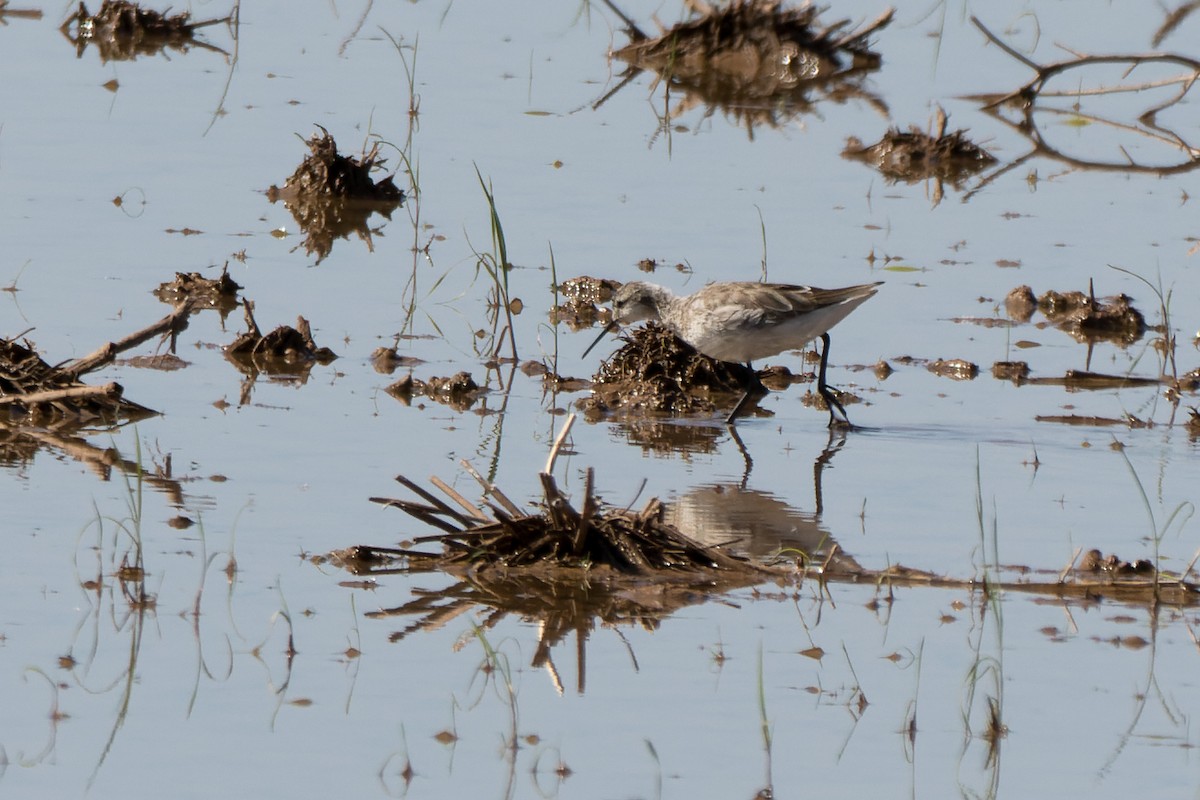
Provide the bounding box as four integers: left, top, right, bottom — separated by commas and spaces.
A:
817, 333, 852, 428
725, 362, 761, 424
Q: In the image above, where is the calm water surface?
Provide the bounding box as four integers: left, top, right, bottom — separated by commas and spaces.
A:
3, 1, 1200, 797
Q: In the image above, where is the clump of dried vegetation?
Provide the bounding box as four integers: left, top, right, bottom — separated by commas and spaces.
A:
267, 127, 405, 264
358, 467, 760, 576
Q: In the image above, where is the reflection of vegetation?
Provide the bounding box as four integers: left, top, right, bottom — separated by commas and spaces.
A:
965, 16, 1200, 197
598, 0, 893, 141
60, 0, 234, 62
960, 453, 1006, 791
74, 440, 154, 787
17, 669, 65, 768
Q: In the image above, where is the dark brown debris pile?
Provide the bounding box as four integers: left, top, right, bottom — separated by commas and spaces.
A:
1079, 548, 1154, 576
386, 372, 486, 411
843, 108, 996, 192
361, 571, 732, 657
320, 470, 769, 677
357, 471, 761, 577
581, 323, 760, 417
267, 128, 405, 264
268, 128, 403, 202
153, 268, 241, 316
1, 336, 153, 427
610, 1, 893, 134
60, 1, 231, 62
1068, 548, 1198, 606
549, 276, 620, 331
1005, 284, 1146, 344
224, 300, 337, 374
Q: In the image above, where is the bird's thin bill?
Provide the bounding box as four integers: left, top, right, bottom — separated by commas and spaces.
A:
582, 320, 619, 359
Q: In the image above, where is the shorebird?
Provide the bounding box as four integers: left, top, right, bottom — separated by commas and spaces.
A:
584, 280, 882, 426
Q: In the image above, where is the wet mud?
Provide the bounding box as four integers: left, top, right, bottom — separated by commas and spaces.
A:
224, 300, 337, 390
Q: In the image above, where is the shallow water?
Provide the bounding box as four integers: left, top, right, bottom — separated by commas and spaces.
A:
3, 1, 1200, 797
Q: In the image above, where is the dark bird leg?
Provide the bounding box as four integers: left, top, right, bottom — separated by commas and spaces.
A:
725, 362, 761, 424
817, 333, 852, 428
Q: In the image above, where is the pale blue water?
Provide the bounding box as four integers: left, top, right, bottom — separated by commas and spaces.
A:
2, 1, 1200, 797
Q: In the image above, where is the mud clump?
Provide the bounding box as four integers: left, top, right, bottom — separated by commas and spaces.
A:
992, 361, 1030, 383
153, 268, 241, 315
550, 276, 620, 330
267, 128, 405, 264
927, 358, 979, 381
386, 372, 487, 411
1004, 285, 1037, 322
225, 300, 337, 374
61, 1, 231, 62
843, 108, 995, 201
1079, 549, 1155, 576
268, 128, 403, 202
1005, 284, 1146, 344
370, 346, 423, 375
581, 323, 759, 417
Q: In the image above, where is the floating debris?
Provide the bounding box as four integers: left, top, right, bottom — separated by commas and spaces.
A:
581, 322, 759, 417
843, 108, 996, 203
60, 0, 232, 62
992, 361, 1029, 382
1035, 413, 1151, 428
359, 468, 762, 576
325, 463, 770, 680
420, 372, 484, 410
268, 128, 403, 202
385, 372, 489, 411
371, 346, 423, 375
605, 1, 893, 136
118, 353, 189, 371
267, 128, 405, 264
550, 276, 619, 331
1079, 549, 1154, 576
152, 268, 241, 317
1004, 285, 1037, 322
1026, 370, 1159, 391
1004, 284, 1147, 344
1188, 407, 1200, 436
0, 297, 195, 427
224, 300, 337, 375
927, 358, 979, 381
0, 337, 154, 427
1, 3, 42, 22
